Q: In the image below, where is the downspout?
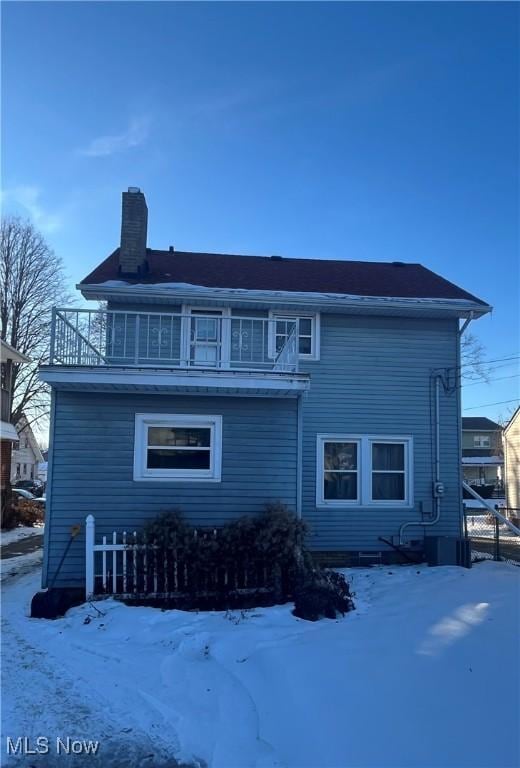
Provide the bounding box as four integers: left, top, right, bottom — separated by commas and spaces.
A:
456, 313, 473, 535
41, 388, 57, 588
399, 313, 474, 545
400, 375, 442, 543
296, 393, 303, 518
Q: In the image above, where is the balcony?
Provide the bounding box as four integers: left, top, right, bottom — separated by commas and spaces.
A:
40, 308, 310, 396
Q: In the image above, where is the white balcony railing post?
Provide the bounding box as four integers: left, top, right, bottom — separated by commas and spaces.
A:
49, 307, 57, 364
135, 315, 140, 365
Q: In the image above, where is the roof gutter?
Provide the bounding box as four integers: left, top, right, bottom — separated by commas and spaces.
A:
77, 283, 492, 318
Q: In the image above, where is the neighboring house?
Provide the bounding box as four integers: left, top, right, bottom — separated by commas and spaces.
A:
39, 188, 491, 590
503, 407, 520, 512
1, 340, 30, 513
11, 414, 44, 484
38, 461, 48, 484
461, 416, 504, 490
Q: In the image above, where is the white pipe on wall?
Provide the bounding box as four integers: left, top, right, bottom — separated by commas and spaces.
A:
399, 375, 442, 544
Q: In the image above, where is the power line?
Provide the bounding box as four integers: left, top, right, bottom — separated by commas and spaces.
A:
463, 398, 520, 411
463, 374, 520, 388
460, 354, 520, 368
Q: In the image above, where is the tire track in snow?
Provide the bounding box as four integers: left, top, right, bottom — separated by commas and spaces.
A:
1, 569, 184, 768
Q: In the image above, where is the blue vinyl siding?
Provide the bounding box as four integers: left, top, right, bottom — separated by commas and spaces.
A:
45, 393, 297, 587
44, 307, 463, 587
298, 314, 460, 550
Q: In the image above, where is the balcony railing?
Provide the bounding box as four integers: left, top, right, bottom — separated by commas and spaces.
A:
49, 308, 300, 374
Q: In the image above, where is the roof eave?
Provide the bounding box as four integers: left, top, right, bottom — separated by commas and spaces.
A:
77, 282, 492, 319
0, 339, 30, 364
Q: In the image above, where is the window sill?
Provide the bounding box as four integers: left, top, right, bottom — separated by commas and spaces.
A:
133, 477, 222, 483
316, 501, 414, 510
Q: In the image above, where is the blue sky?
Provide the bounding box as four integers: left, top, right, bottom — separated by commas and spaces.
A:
2, 1, 518, 421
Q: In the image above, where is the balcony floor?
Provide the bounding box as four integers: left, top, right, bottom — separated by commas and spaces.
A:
39, 365, 310, 397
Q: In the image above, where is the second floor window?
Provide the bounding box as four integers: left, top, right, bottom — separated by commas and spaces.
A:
269, 312, 319, 360
473, 435, 491, 448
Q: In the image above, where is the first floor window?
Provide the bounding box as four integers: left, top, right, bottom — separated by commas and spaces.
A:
323, 440, 359, 502
317, 434, 413, 507
134, 414, 222, 481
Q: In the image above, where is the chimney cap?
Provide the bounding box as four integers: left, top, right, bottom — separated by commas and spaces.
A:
127, 186, 141, 194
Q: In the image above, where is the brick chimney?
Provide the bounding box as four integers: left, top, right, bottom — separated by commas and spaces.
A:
119, 187, 148, 275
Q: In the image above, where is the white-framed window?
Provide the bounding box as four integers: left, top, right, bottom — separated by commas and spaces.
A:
268, 312, 320, 360
473, 435, 491, 448
316, 434, 413, 507
133, 414, 222, 482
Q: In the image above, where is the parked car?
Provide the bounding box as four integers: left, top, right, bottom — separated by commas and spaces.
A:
12, 488, 46, 505
13, 479, 44, 497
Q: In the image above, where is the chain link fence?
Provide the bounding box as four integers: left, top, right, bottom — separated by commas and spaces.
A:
464, 507, 520, 567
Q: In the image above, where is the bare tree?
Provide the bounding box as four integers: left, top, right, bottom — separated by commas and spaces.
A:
0, 217, 70, 428
460, 331, 491, 382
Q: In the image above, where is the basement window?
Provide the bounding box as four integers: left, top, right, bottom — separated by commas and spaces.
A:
134, 414, 222, 482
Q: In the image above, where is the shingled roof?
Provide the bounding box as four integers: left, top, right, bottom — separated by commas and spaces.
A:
81, 248, 488, 305
462, 417, 502, 431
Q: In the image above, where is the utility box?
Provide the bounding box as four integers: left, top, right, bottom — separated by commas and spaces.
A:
424, 536, 471, 568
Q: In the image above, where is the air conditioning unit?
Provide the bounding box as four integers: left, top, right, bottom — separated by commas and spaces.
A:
424, 536, 471, 568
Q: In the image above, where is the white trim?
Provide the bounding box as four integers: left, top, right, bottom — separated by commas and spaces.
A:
268, 311, 320, 360
78, 283, 492, 319
0, 339, 30, 364
316, 433, 414, 508
133, 413, 222, 482
39, 366, 310, 393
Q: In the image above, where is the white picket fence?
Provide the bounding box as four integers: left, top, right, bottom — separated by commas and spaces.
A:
85, 514, 282, 601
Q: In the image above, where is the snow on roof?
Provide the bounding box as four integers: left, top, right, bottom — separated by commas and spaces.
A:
462, 456, 504, 465
89, 280, 488, 308
80, 248, 490, 307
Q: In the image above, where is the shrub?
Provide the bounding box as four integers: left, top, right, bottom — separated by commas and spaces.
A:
293, 569, 355, 622
135, 503, 311, 606
141, 510, 190, 547
1, 495, 43, 530
135, 505, 355, 621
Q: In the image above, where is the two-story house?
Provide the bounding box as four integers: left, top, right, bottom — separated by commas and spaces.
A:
11, 414, 44, 485
1, 339, 30, 517
461, 416, 504, 493
39, 188, 491, 591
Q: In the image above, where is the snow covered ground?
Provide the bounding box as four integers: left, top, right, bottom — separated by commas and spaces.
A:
1, 524, 44, 547
463, 497, 505, 510
1, 549, 43, 582
2, 561, 519, 768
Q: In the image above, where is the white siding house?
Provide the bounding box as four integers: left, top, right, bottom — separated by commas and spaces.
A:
504, 408, 520, 512
11, 415, 43, 483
